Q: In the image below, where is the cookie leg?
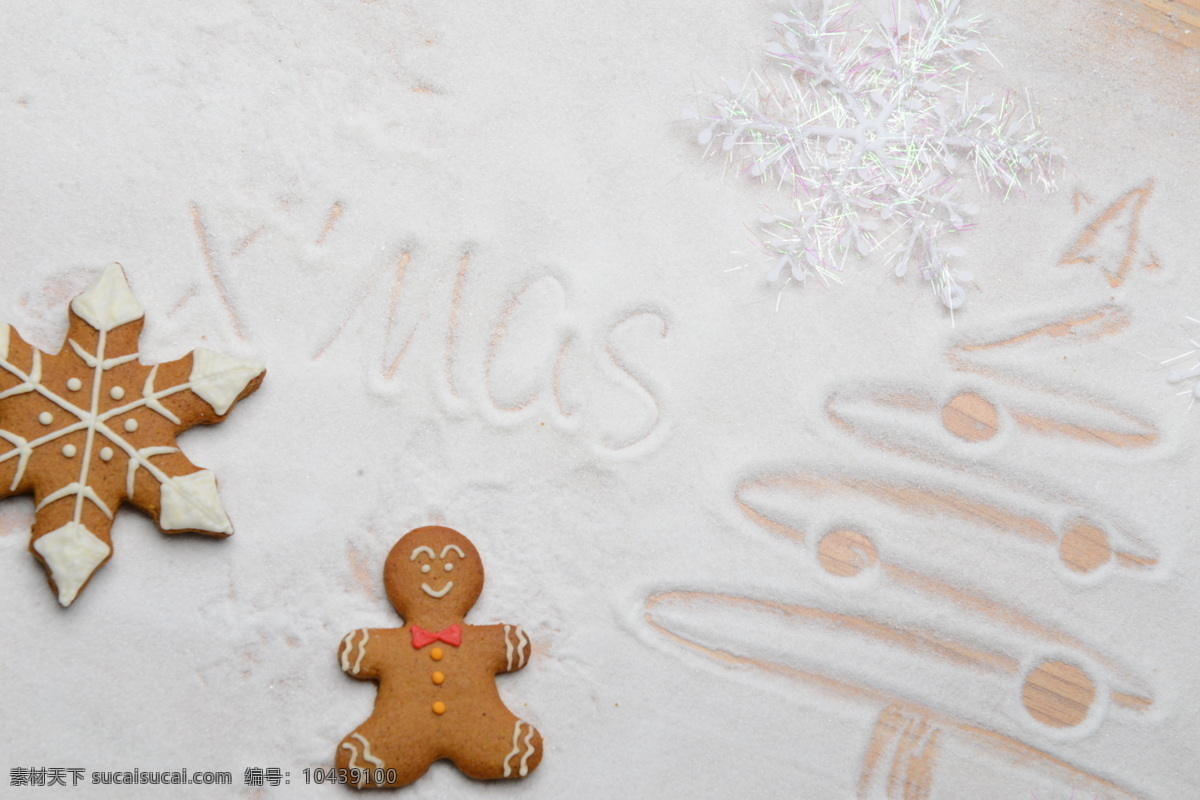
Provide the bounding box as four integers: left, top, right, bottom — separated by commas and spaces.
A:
449, 713, 543, 781
336, 722, 434, 789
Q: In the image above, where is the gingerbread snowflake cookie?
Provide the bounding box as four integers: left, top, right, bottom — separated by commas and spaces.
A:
336, 526, 543, 788
0, 264, 264, 606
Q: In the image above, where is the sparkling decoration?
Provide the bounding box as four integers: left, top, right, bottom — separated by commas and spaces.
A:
1163, 317, 1200, 408
689, 0, 1063, 310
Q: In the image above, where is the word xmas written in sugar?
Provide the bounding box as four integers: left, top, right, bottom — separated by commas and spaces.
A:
190, 201, 669, 454
310, 250, 670, 454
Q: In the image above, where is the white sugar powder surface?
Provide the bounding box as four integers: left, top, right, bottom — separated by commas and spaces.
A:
1, 1, 1198, 797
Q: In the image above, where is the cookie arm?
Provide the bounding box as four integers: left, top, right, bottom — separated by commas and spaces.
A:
338, 628, 381, 680
485, 623, 532, 674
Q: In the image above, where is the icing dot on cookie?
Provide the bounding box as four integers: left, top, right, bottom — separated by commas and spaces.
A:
124, 419, 138, 432
100, 447, 114, 462
430, 647, 443, 661
62, 445, 77, 458
110, 386, 125, 400
444, 563, 453, 572
67, 378, 82, 391
432, 701, 446, 715
38, 412, 53, 425
421, 564, 431, 573
432, 671, 445, 685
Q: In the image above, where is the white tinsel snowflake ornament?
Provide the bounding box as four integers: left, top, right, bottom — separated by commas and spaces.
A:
689, 0, 1063, 310
1163, 318, 1200, 408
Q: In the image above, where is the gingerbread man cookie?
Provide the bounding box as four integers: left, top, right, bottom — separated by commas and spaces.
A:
0, 264, 264, 606
336, 526, 543, 788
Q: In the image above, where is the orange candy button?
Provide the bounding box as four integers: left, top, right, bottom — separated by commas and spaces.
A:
432, 701, 446, 715
432, 671, 445, 685
430, 647, 443, 661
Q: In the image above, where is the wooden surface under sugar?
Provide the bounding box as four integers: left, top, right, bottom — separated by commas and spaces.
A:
1130, 0, 1200, 50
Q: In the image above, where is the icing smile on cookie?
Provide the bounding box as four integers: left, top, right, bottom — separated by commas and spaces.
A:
410, 543, 465, 600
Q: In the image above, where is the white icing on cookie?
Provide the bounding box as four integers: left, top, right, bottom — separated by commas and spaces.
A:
519, 723, 535, 776
0, 348, 40, 406
67, 377, 82, 391
158, 470, 232, 534
99, 447, 113, 462
409, 545, 436, 560
340, 740, 367, 788
62, 444, 76, 458
421, 581, 453, 598
352, 733, 384, 770
69, 263, 144, 332
515, 626, 528, 668
140, 365, 181, 425
440, 544, 465, 559
123, 418, 137, 432
504, 624, 514, 670
109, 386, 124, 400
420, 564, 431, 573
126, 446, 178, 496
67, 338, 139, 371
503, 721, 523, 777
33, 521, 111, 606
188, 348, 264, 416
38, 482, 113, 518
353, 629, 369, 675
340, 632, 355, 672
38, 412, 52, 425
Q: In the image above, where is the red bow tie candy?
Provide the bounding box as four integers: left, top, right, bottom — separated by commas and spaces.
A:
411, 624, 463, 649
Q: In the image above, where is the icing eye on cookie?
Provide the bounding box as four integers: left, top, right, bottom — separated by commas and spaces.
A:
410, 545, 436, 560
